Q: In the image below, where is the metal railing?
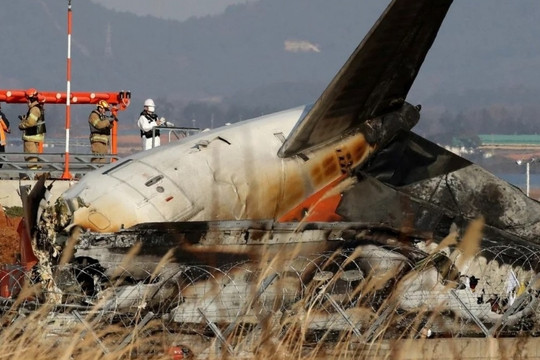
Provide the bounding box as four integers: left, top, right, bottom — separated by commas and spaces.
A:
151, 126, 200, 148
0, 152, 119, 180
0, 127, 200, 180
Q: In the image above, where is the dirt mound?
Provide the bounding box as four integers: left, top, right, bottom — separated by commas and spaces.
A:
0, 206, 22, 265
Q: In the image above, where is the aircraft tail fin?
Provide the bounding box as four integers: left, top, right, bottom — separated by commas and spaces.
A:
278, 0, 453, 158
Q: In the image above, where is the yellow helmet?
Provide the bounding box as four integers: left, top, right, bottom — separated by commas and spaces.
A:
97, 100, 109, 109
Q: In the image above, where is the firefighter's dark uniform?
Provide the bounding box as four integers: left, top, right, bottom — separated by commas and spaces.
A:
18, 100, 46, 168
88, 109, 113, 163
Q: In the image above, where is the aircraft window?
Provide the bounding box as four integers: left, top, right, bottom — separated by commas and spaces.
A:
145, 175, 164, 187
102, 159, 133, 175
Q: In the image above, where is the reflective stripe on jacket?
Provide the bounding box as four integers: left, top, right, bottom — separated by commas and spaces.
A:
89, 110, 112, 144
20, 103, 45, 142
90, 133, 110, 144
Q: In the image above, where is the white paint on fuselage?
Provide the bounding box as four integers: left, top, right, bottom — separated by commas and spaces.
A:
62, 105, 373, 232
62, 106, 296, 231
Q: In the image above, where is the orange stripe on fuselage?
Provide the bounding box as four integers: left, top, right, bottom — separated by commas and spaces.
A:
277, 174, 347, 222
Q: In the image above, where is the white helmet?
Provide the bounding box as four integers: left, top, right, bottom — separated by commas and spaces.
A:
144, 98, 155, 112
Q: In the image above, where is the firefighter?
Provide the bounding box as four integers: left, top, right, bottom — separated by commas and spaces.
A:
0, 103, 11, 168
88, 100, 114, 163
18, 88, 46, 169
137, 98, 168, 150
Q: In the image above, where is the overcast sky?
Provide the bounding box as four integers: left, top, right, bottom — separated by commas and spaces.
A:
90, 0, 258, 21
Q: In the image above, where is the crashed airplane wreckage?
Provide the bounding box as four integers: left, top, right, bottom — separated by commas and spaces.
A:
7, 0, 540, 339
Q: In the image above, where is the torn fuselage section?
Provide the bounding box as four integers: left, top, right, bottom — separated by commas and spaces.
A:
346, 129, 540, 265
29, 217, 540, 336
53, 220, 435, 311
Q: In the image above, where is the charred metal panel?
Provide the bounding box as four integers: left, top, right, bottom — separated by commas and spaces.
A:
401, 165, 540, 245
20, 175, 48, 237
362, 130, 471, 185
72, 220, 429, 277
336, 174, 452, 235
335, 130, 540, 269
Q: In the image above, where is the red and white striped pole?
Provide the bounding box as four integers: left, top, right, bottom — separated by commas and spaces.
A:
61, 0, 73, 179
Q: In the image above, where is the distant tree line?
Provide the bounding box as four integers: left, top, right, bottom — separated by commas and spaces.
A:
32, 99, 540, 150
168, 101, 540, 144
416, 104, 540, 145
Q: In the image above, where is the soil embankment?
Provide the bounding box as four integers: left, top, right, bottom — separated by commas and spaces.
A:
0, 206, 21, 265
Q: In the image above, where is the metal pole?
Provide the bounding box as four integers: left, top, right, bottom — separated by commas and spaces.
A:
61, 0, 73, 179
526, 162, 530, 197
73, 310, 110, 354
450, 290, 490, 337
115, 311, 155, 351
197, 308, 234, 355
324, 293, 362, 337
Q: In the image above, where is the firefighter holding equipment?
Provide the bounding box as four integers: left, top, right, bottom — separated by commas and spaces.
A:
18, 88, 46, 169
89, 100, 114, 163
137, 98, 170, 150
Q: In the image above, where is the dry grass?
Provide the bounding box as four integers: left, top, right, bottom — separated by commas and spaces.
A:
1, 218, 539, 359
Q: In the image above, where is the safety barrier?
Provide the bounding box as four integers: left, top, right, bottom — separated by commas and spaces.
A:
0, 152, 118, 180
0, 127, 200, 180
